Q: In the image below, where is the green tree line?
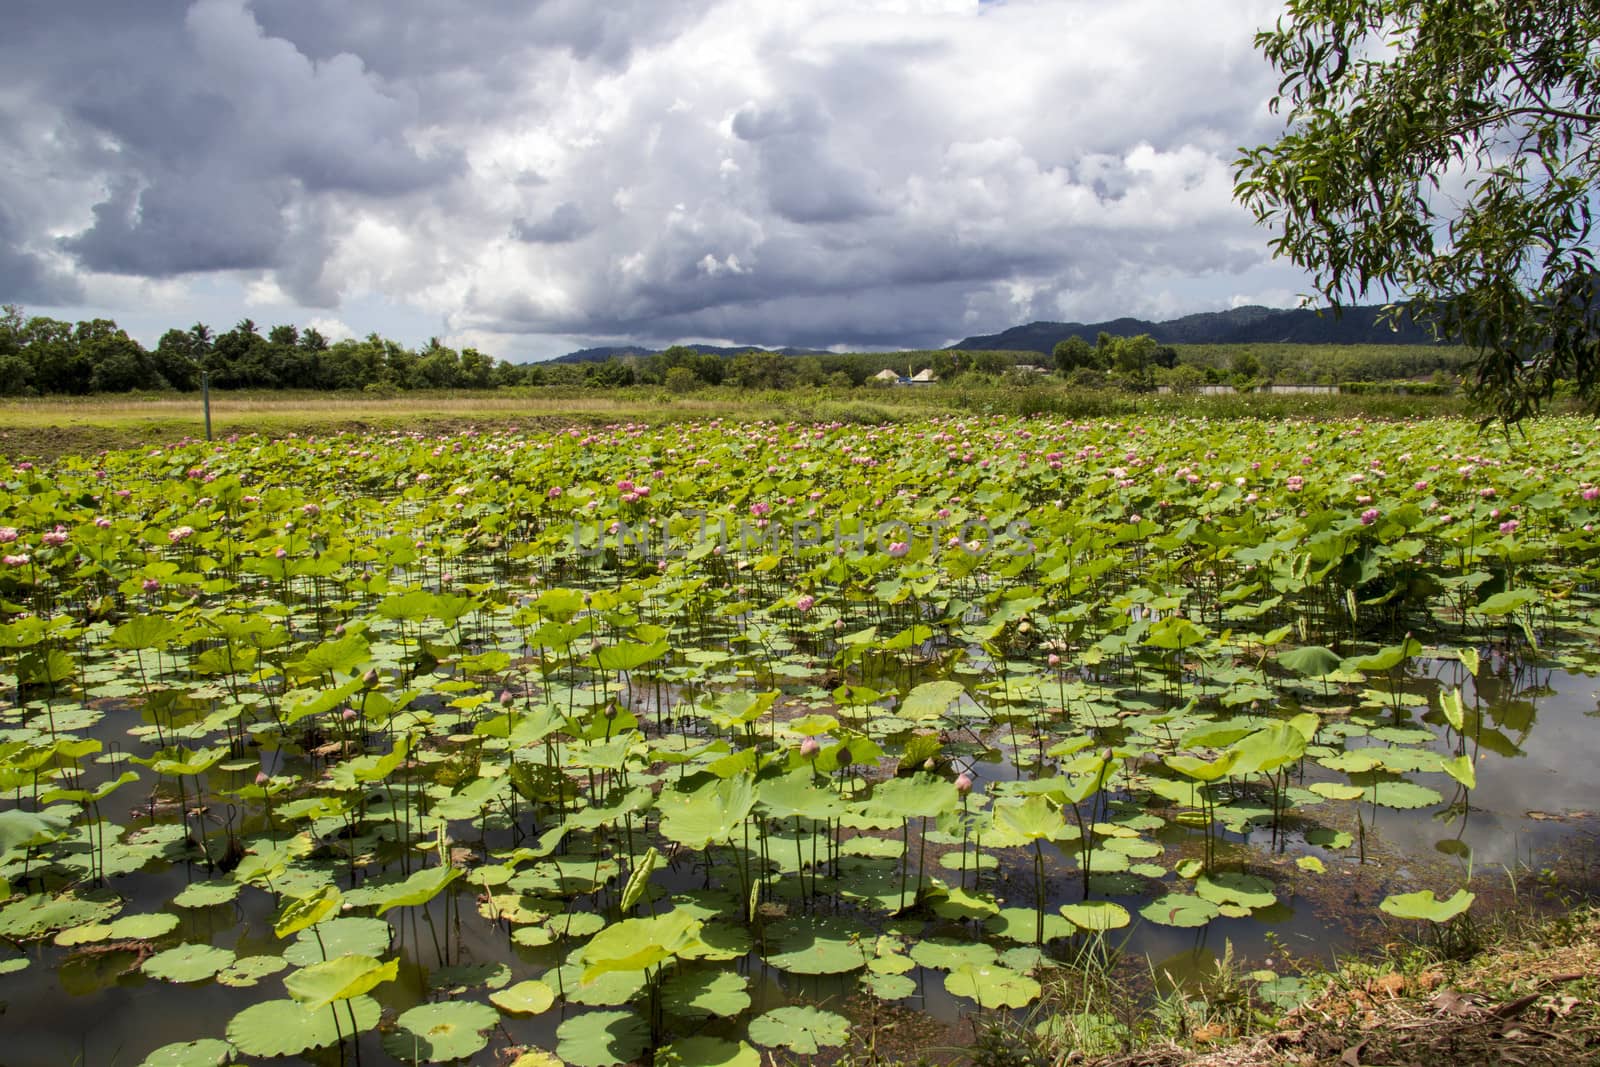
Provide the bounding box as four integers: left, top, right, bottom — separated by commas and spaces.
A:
0, 305, 1478, 397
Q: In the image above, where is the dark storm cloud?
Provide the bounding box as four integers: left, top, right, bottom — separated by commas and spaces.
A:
513, 204, 595, 245
3, 0, 1303, 356
3, 0, 461, 291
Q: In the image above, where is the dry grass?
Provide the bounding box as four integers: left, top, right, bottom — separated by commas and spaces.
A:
1082, 908, 1600, 1067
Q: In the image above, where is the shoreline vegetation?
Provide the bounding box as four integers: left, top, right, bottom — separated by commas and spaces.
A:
0, 381, 1550, 461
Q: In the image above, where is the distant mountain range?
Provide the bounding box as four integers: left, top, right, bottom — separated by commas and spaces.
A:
948, 303, 1441, 354
549, 343, 831, 364
550, 303, 1441, 362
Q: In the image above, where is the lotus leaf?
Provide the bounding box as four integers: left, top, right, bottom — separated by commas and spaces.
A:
216, 955, 289, 988
1195, 873, 1277, 910
658, 1037, 761, 1067
910, 937, 998, 970
284, 954, 398, 1012
172, 881, 241, 908
945, 963, 1042, 1008
662, 969, 751, 1018
382, 1001, 499, 1063
555, 1009, 651, 1066
143, 943, 236, 983
282, 916, 392, 965
766, 916, 869, 974
1059, 901, 1132, 931
1364, 780, 1444, 810
747, 1006, 850, 1054
226, 996, 380, 1058
490, 979, 557, 1015
1379, 888, 1475, 922
1139, 894, 1221, 928
136, 1038, 236, 1067
578, 908, 703, 980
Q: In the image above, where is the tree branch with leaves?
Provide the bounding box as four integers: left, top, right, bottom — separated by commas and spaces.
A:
1235, 0, 1600, 421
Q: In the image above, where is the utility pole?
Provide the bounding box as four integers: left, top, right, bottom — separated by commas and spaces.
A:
201, 368, 212, 441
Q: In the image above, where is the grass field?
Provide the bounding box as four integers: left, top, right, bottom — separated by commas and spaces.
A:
0, 383, 1483, 459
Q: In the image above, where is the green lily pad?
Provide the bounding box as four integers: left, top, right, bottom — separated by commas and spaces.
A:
284, 955, 399, 1012
382, 1001, 499, 1063
216, 955, 289, 988
766, 916, 868, 974
547, 911, 607, 939
747, 1006, 850, 1055
982, 907, 1075, 943
282, 916, 391, 965
1379, 888, 1475, 923
910, 937, 998, 971
143, 943, 236, 983
929, 886, 1000, 920
658, 1037, 761, 1067
0, 957, 29, 975
662, 969, 750, 1018
0, 892, 120, 939
864, 971, 918, 1000
226, 995, 380, 1057
137, 1038, 236, 1067
552, 960, 649, 1006
1058, 901, 1132, 931
944, 963, 1042, 1008
172, 881, 241, 908
1306, 828, 1353, 849
106, 912, 182, 940
1365, 780, 1443, 810
1139, 894, 1221, 928
490, 979, 557, 1015
1195, 873, 1277, 910
432, 961, 512, 991
555, 1009, 650, 1067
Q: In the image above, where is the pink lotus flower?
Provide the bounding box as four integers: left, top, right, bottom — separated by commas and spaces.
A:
795, 594, 815, 612
1499, 519, 1519, 534
955, 772, 974, 794
167, 525, 195, 544
3, 553, 29, 566
1360, 508, 1380, 525
800, 736, 820, 759
1583, 486, 1599, 502
547, 486, 563, 498
41, 528, 67, 547
887, 541, 909, 557
142, 578, 161, 592
0, 527, 17, 543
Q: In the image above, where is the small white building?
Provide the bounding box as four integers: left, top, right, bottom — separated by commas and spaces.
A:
909, 368, 939, 384
871, 368, 900, 383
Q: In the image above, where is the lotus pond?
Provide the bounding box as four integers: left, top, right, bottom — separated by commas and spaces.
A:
2, 415, 1600, 1066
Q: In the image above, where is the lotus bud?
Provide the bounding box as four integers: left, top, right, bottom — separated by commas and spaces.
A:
835, 746, 851, 766
1018, 621, 1032, 634
1047, 653, 1061, 668
499, 689, 515, 707
341, 707, 358, 722
955, 772, 974, 795
254, 771, 269, 786
1101, 747, 1115, 762
334, 623, 345, 637
363, 669, 379, 687
800, 737, 820, 759
923, 757, 936, 771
